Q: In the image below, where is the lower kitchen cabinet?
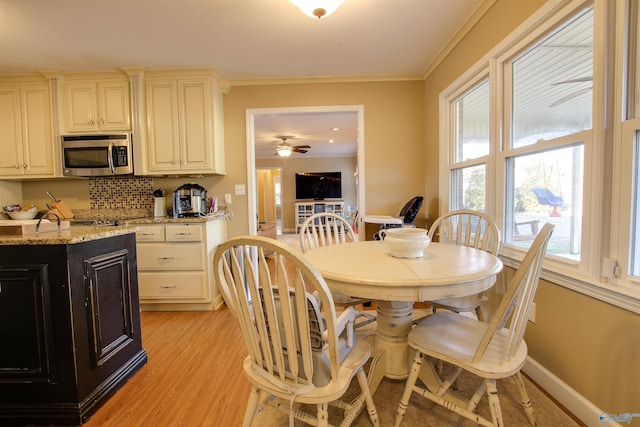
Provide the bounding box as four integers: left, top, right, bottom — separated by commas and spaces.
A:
136, 218, 226, 311
0, 233, 146, 426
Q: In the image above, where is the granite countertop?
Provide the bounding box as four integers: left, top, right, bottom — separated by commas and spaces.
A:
0, 225, 142, 246
0, 212, 228, 246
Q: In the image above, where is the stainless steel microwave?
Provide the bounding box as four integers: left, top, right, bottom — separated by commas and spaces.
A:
61, 134, 133, 177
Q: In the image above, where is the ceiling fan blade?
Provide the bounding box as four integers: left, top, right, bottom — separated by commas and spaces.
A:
294, 145, 311, 149
549, 87, 592, 107
551, 76, 593, 85
293, 148, 308, 153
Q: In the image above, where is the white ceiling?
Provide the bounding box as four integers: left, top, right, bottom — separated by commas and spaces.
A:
0, 0, 482, 78
0, 0, 483, 158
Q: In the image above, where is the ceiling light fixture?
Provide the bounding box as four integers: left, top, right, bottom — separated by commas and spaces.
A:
289, 0, 345, 19
277, 145, 293, 157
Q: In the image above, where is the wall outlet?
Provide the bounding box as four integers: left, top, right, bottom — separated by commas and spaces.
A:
528, 302, 536, 323
224, 194, 232, 204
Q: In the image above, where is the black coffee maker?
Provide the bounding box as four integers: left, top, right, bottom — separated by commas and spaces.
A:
172, 183, 207, 218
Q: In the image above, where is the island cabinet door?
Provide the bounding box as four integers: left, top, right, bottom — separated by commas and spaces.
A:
67, 234, 145, 401
0, 264, 55, 382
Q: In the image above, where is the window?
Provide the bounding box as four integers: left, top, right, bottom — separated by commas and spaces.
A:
631, 135, 640, 276
441, 0, 640, 311
445, 78, 490, 212
505, 144, 584, 260
502, 8, 592, 262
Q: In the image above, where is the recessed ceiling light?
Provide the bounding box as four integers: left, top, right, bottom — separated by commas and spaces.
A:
331, 127, 339, 131
329, 139, 334, 143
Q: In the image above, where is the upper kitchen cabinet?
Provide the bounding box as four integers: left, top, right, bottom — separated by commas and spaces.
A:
0, 78, 55, 179
62, 74, 131, 133
140, 68, 226, 176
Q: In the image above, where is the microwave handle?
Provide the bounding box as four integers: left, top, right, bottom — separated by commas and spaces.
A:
107, 142, 116, 174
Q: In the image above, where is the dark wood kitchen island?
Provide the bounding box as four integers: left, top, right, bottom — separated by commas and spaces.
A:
0, 226, 147, 426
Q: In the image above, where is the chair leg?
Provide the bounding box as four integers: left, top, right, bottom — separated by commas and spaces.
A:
475, 305, 486, 322
356, 367, 380, 427
242, 386, 260, 427
513, 371, 537, 425
317, 402, 329, 427
394, 352, 424, 427
485, 379, 504, 427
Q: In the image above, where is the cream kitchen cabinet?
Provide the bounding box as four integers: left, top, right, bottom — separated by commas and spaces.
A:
142, 69, 226, 175
0, 82, 55, 178
62, 80, 131, 132
135, 219, 227, 311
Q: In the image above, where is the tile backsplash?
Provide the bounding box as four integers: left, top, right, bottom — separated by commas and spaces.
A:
89, 176, 154, 211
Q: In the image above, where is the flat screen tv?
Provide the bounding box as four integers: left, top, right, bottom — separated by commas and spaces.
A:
295, 172, 342, 200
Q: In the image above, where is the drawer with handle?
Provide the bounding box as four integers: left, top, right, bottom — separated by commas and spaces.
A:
138, 272, 207, 299
136, 225, 165, 242
166, 224, 203, 242
137, 243, 204, 270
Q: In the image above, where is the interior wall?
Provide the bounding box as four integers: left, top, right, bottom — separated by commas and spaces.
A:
425, 0, 640, 415
257, 156, 356, 232
0, 181, 22, 213
220, 80, 426, 238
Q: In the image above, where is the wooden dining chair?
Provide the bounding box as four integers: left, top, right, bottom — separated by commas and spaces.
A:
426, 210, 501, 321
299, 213, 375, 326
394, 223, 554, 427
213, 235, 380, 427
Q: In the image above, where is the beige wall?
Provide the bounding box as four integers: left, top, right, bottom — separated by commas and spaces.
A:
220, 81, 426, 237
257, 156, 357, 232
425, 0, 640, 414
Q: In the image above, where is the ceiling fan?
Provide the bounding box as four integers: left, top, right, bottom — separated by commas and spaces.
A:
274, 136, 311, 157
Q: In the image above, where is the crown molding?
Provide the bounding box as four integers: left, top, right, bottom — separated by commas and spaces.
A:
229, 73, 424, 87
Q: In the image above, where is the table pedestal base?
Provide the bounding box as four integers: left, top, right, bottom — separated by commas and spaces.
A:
363, 300, 414, 394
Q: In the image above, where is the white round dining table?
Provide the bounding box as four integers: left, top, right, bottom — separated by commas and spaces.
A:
304, 240, 503, 392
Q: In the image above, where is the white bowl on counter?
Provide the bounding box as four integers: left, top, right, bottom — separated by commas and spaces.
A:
7, 211, 38, 220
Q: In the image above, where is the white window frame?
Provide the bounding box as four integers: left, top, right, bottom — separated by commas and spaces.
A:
439, 70, 493, 216
610, 0, 640, 292
439, 0, 640, 313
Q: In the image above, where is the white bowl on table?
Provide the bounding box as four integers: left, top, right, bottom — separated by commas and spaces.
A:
380, 227, 431, 258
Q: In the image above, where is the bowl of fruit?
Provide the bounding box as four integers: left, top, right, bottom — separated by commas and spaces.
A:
4, 204, 38, 220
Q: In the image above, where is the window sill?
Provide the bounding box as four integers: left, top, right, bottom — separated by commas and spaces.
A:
500, 256, 640, 314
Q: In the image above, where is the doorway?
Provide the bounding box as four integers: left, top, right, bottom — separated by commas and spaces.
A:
256, 167, 283, 234
246, 106, 365, 239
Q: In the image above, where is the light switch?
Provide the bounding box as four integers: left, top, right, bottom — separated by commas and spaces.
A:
235, 184, 246, 195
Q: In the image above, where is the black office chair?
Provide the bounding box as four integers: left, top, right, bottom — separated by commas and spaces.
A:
373, 196, 423, 240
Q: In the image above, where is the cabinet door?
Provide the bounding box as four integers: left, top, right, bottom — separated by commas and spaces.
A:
178, 79, 214, 172
83, 249, 136, 369
0, 84, 54, 178
98, 81, 130, 131
64, 83, 98, 132
0, 265, 55, 382
21, 84, 54, 176
0, 87, 23, 175
145, 80, 181, 172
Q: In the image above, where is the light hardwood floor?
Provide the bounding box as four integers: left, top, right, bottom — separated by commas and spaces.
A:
86, 309, 250, 426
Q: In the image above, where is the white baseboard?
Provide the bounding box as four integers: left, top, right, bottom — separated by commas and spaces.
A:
523, 357, 622, 427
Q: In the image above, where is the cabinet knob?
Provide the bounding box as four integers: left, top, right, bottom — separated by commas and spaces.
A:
23, 163, 28, 169
14, 164, 19, 170
100, 118, 105, 125
181, 159, 186, 165
89, 118, 95, 126
172, 159, 177, 165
